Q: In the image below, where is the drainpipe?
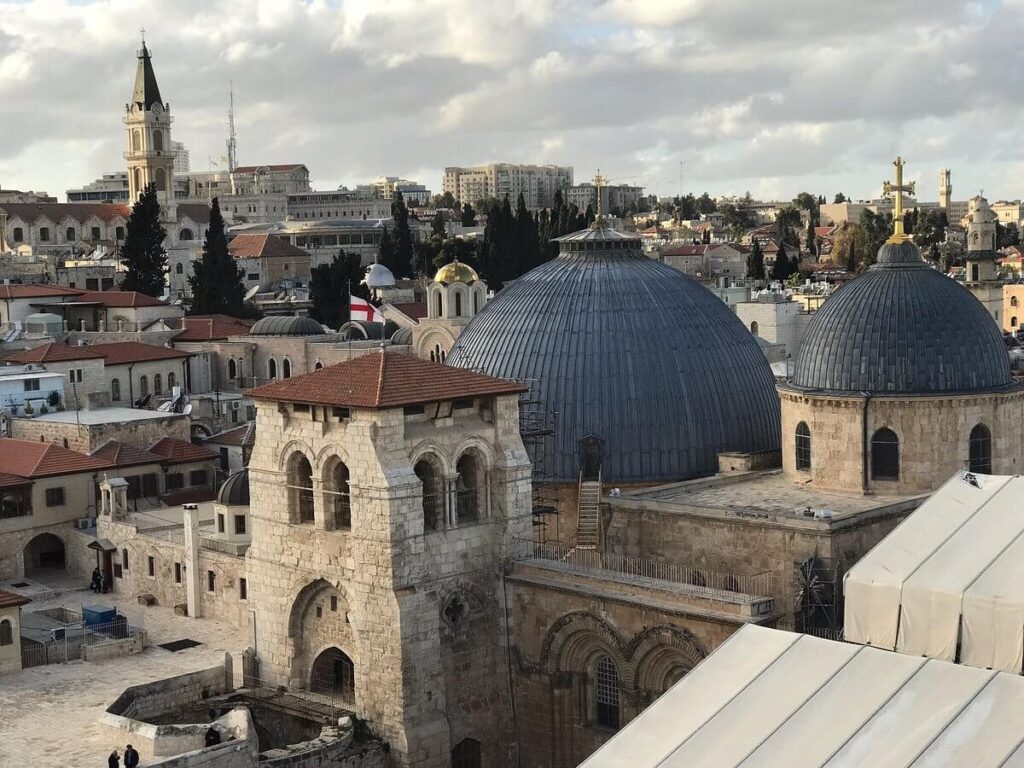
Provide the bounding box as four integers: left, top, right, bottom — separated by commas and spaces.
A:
128, 363, 136, 408
861, 391, 872, 493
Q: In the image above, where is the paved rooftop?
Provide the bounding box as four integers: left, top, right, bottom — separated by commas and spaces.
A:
0, 575, 249, 766
614, 471, 923, 523
24, 408, 187, 425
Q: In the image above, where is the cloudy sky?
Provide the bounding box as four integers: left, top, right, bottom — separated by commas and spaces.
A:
1, 0, 1022, 203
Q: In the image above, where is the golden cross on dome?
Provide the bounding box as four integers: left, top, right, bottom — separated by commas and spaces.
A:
882, 156, 916, 244
593, 170, 607, 226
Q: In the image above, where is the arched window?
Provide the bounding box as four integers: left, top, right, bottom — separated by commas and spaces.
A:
268, 358, 278, 380
451, 738, 482, 768
314, 360, 324, 370
283, 358, 292, 379
155, 168, 167, 192
750, 321, 759, 336
139, 375, 149, 400
472, 291, 480, 315
116, 226, 125, 240
0, 619, 11, 646
132, 130, 141, 151
795, 422, 811, 471
455, 451, 483, 524
594, 655, 621, 729
228, 359, 238, 381
871, 427, 899, 481
327, 460, 351, 529
455, 292, 463, 317
415, 457, 443, 532
12, 227, 23, 243
180, 228, 194, 241
133, 168, 142, 194
435, 292, 443, 318
153, 374, 162, 395
175, 263, 183, 274
969, 424, 992, 474
91, 226, 101, 241
65, 227, 76, 242
167, 372, 176, 391
152, 130, 164, 152
1012, 296, 1020, 308
111, 378, 121, 402
288, 453, 315, 524
39, 227, 50, 242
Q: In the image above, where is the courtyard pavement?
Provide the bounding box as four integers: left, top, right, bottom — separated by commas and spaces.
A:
0, 576, 251, 766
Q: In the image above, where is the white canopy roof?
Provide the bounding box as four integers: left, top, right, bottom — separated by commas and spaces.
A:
581, 624, 1024, 768
844, 471, 1024, 672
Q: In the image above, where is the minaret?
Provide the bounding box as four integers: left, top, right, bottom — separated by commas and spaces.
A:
939, 168, 951, 210
964, 194, 1002, 327
226, 82, 238, 173
124, 34, 176, 221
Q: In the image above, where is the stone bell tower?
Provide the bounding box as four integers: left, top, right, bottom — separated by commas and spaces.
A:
124, 35, 176, 221
964, 194, 1002, 327
939, 168, 952, 211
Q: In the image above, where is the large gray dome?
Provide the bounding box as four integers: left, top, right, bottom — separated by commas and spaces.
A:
249, 315, 325, 336
791, 240, 1012, 393
447, 227, 780, 483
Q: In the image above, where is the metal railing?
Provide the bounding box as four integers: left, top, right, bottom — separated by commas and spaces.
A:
20, 617, 145, 668
512, 539, 775, 597
199, 535, 250, 556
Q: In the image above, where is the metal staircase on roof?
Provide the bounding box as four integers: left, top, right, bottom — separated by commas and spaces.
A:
575, 470, 602, 550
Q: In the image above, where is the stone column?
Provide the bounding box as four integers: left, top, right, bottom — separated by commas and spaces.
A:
183, 504, 202, 619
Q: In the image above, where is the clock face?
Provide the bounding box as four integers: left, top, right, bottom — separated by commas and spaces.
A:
152, 103, 162, 116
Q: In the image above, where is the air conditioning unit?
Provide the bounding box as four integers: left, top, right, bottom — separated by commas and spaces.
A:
73, 517, 94, 529
77, 339, 90, 347
231, 401, 240, 411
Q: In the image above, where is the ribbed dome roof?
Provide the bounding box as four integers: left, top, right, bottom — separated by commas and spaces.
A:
434, 260, 479, 285
217, 468, 249, 506
791, 241, 1012, 394
447, 227, 780, 483
249, 315, 325, 336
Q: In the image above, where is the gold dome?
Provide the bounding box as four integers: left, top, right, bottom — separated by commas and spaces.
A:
433, 260, 479, 285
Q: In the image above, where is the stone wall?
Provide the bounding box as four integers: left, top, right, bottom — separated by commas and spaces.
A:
107, 659, 232, 721
146, 740, 255, 768
779, 387, 1024, 494
81, 629, 146, 661
11, 411, 190, 453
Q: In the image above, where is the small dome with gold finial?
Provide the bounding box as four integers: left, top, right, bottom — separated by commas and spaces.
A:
433, 259, 479, 285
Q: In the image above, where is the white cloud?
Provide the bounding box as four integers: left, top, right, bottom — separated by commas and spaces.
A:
0, 0, 1020, 202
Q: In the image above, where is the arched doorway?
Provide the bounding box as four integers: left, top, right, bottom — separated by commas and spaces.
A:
24, 533, 66, 576
310, 647, 354, 702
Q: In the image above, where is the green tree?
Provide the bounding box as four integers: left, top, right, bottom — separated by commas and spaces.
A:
833, 193, 847, 204
719, 203, 754, 237
913, 209, 948, 248
998, 221, 1020, 248
859, 209, 891, 266
747, 240, 766, 281
805, 215, 817, 259
309, 250, 367, 330
378, 227, 396, 273
793, 192, 817, 211
390, 191, 414, 277
478, 195, 518, 288
431, 210, 446, 238
514, 193, 541, 273
775, 206, 802, 248
696, 192, 716, 215
431, 191, 456, 208
770, 243, 792, 281
832, 223, 868, 272
460, 202, 477, 227
676, 194, 698, 221
187, 198, 249, 317
120, 183, 167, 297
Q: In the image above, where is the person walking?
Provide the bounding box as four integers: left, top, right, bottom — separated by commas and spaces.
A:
107, 749, 120, 768
90, 568, 101, 593
123, 744, 139, 768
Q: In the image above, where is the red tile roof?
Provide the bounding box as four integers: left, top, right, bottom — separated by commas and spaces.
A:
0, 284, 83, 300
0, 202, 130, 224
74, 290, 168, 308
247, 350, 526, 409
233, 164, 306, 173
174, 315, 255, 341
204, 423, 255, 448
0, 439, 110, 478
389, 302, 428, 320
149, 437, 218, 464
2, 342, 106, 364
85, 342, 190, 366
0, 590, 31, 609
0, 473, 32, 489
228, 234, 311, 260
90, 440, 163, 468
661, 245, 709, 257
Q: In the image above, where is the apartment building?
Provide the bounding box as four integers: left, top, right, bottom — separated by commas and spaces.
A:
443, 163, 573, 209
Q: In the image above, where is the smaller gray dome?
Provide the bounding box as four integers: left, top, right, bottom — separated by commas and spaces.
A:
391, 327, 413, 345
217, 468, 249, 506
249, 316, 325, 336
875, 240, 921, 265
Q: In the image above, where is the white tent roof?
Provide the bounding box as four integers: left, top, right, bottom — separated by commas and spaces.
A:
581, 625, 1024, 768
844, 471, 1024, 672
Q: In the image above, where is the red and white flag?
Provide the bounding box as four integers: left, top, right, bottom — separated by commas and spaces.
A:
350, 295, 384, 323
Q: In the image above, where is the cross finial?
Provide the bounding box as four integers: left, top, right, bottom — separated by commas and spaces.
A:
593, 170, 607, 227
882, 156, 916, 244
140, 27, 146, 45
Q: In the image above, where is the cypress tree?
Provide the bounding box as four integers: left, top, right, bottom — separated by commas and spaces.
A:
378, 228, 396, 273
770, 243, 791, 281
120, 183, 167, 297
188, 198, 247, 317
310, 250, 366, 329
514, 193, 539, 276
390, 191, 414, 277
747, 239, 766, 281
431, 210, 446, 238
